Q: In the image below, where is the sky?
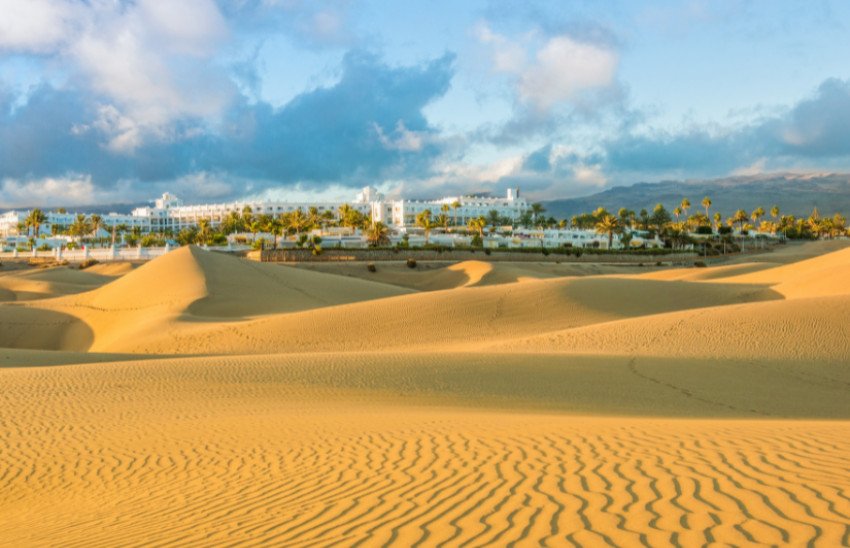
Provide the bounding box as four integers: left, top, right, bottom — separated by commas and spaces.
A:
1, 0, 850, 207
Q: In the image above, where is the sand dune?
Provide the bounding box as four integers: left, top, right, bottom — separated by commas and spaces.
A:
76, 245, 411, 318
0, 265, 115, 301
636, 261, 778, 281
75, 275, 780, 354
1, 354, 848, 546
82, 261, 137, 276
497, 294, 850, 363
0, 304, 92, 351
1, 240, 849, 545
297, 259, 644, 290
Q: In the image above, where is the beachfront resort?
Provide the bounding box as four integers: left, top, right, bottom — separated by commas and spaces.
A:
2, 186, 660, 252
4, 186, 822, 257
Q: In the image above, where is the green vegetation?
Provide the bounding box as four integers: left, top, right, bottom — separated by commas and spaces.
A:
15, 194, 847, 258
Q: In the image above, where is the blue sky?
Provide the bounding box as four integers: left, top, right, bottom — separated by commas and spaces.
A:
1, 0, 850, 207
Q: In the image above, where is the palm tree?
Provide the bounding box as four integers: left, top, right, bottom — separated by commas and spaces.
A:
808, 208, 822, 238
415, 209, 434, 245
680, 198, 691, 217
307, 206, 321, 231
286, 208, 309, 239
531, 203, 546, 225
221, 210, 243, 234
268, 217, 284, 248
365, 222, 390, 247
112, 223, 129, 247
732, 209, 749, 232
673, 207, 682, 222
89, 214, 103, 244
241, 205, 253, 226
770, 205, 780, 220
467, 216, 486, 245
713, 212, 722, 232
617, 208, 633, 229
467, 216, 487, 237
437, 213, 450, 231
257, 214, 275, 235
440, 203, 450, 221
197, 218, 212, 245
487, 209, 501, 229
451, 200, 461, 226
831, 213, 846, 238
69, 214, 92, 242
338, 203, 354, 226
701, 196, 712, 218
751, 207, 765, 226
249, 219, 263, 241
638, 209, 649, 231
24, 209, 47, 248
595, 214, 620, 249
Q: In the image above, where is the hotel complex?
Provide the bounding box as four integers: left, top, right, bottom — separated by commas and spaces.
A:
0, 187, 530, 236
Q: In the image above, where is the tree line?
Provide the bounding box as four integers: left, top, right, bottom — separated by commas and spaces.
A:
13, 196, 847, 253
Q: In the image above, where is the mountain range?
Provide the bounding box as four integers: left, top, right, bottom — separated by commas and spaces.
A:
541, 173, 850, 220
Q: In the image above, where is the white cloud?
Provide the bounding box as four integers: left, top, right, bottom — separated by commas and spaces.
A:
519, 36, 617, 111
0, 0, 80, 53
474, 23, 527, 73
477, 23, 619, 112
419, 155, 524, 192
572, 164, 607, 187
0, 174, 97, 207
168, 172, 236, 200
374, 121, 426, 152
0, 0, 235, 151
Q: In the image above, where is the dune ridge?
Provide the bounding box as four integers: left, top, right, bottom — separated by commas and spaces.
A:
1, 241, 849, 545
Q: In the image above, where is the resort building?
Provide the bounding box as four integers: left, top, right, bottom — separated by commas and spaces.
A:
0, 210, 148, 238
129, 191, 375, 233
0, 186, 529, 237
387, 188, 528, 227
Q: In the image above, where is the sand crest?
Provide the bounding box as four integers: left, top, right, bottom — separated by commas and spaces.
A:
1, 241, 849, 545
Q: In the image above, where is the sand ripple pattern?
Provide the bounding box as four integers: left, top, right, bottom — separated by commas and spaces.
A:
2, 363, 849, 546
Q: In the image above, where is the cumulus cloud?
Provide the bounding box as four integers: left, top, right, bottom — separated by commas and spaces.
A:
518, 36, 617, 111
0, 173, 96, 208
767, 78, 850, 157
0, 51, 455, 203
0, 0, 80, 53
476, 23, 619, 113
602, 78, 850, 180
0, 0, 235, 152
216, 51, 455, 183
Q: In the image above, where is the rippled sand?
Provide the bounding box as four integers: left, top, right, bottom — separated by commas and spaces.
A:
1, 242, 849, 545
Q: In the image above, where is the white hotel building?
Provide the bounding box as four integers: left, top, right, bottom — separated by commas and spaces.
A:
1, 187, 529, 237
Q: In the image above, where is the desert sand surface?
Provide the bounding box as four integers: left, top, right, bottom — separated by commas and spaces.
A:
0, 262, 128, 301
296, 259, 645, 290
1, 242, 849, 545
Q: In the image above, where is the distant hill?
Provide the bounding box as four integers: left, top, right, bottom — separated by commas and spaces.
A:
542, 173, 850, 219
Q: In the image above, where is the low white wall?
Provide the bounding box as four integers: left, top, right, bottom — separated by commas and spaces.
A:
0, 245, 243, 262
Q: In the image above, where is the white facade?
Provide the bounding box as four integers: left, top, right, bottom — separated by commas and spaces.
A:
389, 189, 528, 227
1, 186, 529, 238
0, 210, 146, 238
130, 190, 375, 232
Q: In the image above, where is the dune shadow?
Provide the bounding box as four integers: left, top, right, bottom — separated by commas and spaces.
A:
0, 304, 94, 352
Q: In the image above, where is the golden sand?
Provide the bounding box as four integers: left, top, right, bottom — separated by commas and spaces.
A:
1, 242, 849, 545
